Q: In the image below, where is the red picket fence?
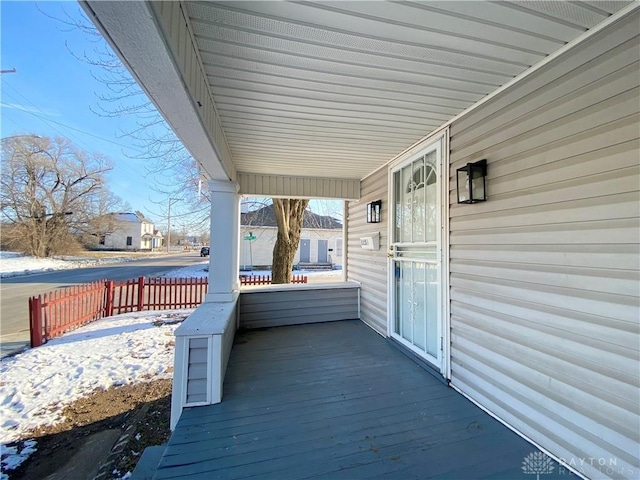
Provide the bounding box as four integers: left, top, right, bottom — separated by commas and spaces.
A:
239, 274, 308, 286
29, 281, 108, 348
144, 277, 209, 310
29, 276, 209, 348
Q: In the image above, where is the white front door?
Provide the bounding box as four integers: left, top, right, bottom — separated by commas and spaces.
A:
389, 136, 444, 370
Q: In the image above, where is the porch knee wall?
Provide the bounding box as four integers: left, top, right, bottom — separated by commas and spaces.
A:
171, 299, 238, 430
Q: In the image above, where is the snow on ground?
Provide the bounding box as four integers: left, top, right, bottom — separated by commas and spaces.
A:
0, 251, 159, 279
165, 262, 344, 282
161, 262, 208, 279
0, 309, 192, 477
0, 309, 191, 444
241, 268, 343, 283
0, 440, 36, 477
0, 254, 196, 477
0, 250, 344, 281
0, 254, 343, 477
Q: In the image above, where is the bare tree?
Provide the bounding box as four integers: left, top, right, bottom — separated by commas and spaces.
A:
42, 4, 209, 221
199, 230, 210, 246
1, 135, 118, 257
47, 5, 312, 282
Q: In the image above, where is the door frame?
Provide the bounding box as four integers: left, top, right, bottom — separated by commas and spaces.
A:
386, 128, 451, 379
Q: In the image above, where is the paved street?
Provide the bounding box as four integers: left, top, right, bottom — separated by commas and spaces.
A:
0, 253, 208, 357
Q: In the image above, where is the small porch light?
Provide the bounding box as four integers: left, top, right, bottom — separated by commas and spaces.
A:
367, 200, 382, 223
457, 159, 487, 204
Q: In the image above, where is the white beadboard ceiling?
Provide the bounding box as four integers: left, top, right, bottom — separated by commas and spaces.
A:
183, 0, 631, 180
83, 1, 634, 183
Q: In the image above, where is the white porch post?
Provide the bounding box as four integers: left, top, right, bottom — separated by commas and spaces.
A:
171, 180, 239, 429
206, 179, 240, 302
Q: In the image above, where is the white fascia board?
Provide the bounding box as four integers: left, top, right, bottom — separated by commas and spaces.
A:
80, 1, 234, 181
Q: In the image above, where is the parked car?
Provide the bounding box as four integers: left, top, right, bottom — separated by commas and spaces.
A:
200, 247, 210, 257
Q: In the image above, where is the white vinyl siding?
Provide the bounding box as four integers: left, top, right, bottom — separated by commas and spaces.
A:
103, 218, 155, 250
239, 283, 360, 329
185, 337, 209, 405
346, 168, 388, 335
448, 12, 639, 480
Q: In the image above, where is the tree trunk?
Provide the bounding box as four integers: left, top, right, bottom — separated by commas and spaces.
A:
271, 198, 309, 284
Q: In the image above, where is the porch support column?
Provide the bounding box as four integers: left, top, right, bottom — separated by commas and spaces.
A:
206, 179, 240, 302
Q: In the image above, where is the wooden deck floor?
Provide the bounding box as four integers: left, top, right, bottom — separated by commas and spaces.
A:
156, 320, 571, 479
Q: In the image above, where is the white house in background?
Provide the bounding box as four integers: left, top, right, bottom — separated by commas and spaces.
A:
84, 2, 639, 479
240, 227, 343, 270
102, 212, 156, 251
240, 204, 343, 269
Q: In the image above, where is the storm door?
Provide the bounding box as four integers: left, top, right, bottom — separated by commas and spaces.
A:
389, 138, 443, 369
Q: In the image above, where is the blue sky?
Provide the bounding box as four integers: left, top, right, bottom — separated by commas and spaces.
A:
1, 1, 167, 222
1, 2, 343, 225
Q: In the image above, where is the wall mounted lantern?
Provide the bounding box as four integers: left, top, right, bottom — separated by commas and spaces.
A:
367, 200, 382, 223
456, 159, 487, 204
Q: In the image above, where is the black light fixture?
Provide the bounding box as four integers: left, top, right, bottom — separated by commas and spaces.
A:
367, 200, 382, 223
457, 159, 487, 204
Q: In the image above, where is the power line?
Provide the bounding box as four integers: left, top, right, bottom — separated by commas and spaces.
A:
1, 90, 157, 208
2, 87, 152, 183
3, 89, 80, 145
3, 83, 150, 155
1, 84, 199, 225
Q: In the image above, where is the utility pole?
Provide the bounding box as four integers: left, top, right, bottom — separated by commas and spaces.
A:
166, 197, 182, 254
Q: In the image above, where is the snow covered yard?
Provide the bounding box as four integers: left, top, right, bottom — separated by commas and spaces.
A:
0, 309, 193, 478
0, 310, 192, 444
0, 251, 161, 279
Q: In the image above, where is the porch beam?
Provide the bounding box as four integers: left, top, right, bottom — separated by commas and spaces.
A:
238, 173, 361, 200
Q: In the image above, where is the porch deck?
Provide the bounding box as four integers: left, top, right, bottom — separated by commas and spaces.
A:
155, 320, 568, 479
